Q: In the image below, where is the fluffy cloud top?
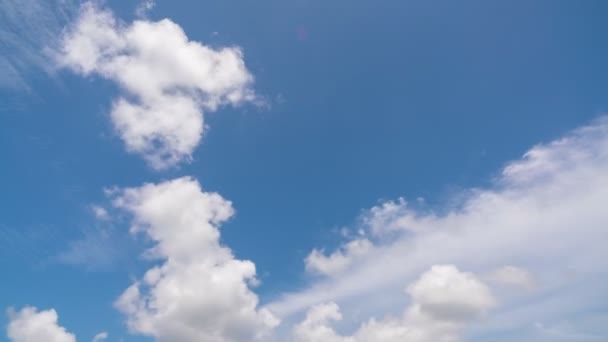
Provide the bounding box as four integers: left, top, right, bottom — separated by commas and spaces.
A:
58, 3, 255, 169
305, 238, 373, 276
294, 265, 495, 342
7, 307, 76, 342
270, 117, 608, 339
407, 265, 495, 322
111, 177, 278, 342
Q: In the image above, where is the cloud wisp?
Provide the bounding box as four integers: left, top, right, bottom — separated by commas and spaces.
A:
0, 0, 77, 90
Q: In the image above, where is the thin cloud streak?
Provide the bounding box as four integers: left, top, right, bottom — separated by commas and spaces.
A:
0, 0, 78, 90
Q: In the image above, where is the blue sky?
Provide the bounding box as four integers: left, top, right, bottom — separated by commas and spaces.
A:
1, 0, 608, 341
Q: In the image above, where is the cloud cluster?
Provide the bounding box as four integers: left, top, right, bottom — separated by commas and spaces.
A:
270, 117, 608, 340
7, 307, 76, 342
7, 1, 608, 341
111, 177, 278, 341
58, 3, 255, 169
294, 265, 495, 342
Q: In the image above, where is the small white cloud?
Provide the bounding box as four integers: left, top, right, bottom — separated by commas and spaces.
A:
7, 307, 76, 342
91, 205, 109, 220
58, 2, 255, 169
92, 331, 108, 342
135, 0, 155, 18
0, 0, 77, 90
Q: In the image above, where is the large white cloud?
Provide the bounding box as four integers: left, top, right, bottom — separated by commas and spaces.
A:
58, 3, 255, 169
294, 265, 495, 342
269, 117, 608, 340
110, 177, 278, 342
7, 307, 76, 342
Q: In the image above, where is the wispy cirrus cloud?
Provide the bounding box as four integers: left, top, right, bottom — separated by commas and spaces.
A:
0, 0, 78, 90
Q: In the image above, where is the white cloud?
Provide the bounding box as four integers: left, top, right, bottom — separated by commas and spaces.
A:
58, 3, 255, 169
305, 238, 373, 276
92, 331, 108, 342
7, 307, 76, 342
110, 177, 278, 342
361, 198, 429, 236
407, 265, 495, 322
294, 265, 495, 342
269, 117, 608, 340
293, 302, 348, 342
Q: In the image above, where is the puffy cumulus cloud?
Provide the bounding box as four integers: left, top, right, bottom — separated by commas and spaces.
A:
58, 3, 255, 169
293, 302, 349, 342
7, 307, 76, 342
110, 177, 278, 342
305, 238, 373, 276
269, 117, 608, 339
407, 265, 495, 322
294, 265, 494, 342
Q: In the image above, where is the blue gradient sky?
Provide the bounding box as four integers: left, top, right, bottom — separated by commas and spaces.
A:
1, 0, 608, 341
